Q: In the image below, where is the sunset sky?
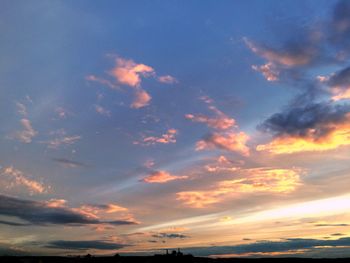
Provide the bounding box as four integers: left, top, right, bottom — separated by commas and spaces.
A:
2, 0, 350, 258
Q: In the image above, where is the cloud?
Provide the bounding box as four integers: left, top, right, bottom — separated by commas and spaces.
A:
16, 102, 27, 116
52, 158, 88, 168
244, 37, 317, 68
54, 107, 70, 119
94, 104, 111, 116
142, 170, 188, 184
131, 89, 152, 109
0, 194, 137, 226
252, 63, 279, 82
180, 237, 350, 257
329, 0, 350, 49
45, 240, 128, 250
88, 56, 176, 109
152, 233, 188, 239
110, 58, 154, 87
185, 114, 235, 130
177, 168, 301, 208
327, 66, 350, 100
134, 129, 178, 146
196, 131, 250, 156
42, 130, 81, 149
0, 166, 48, 195
185, 97, 236, 130
14, 118, 37, 143
158, 75, 177, 84
86, 75, 119, 89
257, 102, 350, 154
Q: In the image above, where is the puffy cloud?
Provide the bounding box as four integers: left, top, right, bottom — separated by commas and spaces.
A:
110, 58, 155, 87
177, 168, 301, 208
158, 75, 177, 84
0, 194, 137, 226
131, 89, 152, 109
196, 131, 250, 156
257, 102, 350, 154
0, 166, 48, 195
15, 118, 37, 143
142, 170, 188, 184
46, 240, 128, 250
135, 129, 178, 146
88, 56, 176, 109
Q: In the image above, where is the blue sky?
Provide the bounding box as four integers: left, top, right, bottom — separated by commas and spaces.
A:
1, 0, 350, 257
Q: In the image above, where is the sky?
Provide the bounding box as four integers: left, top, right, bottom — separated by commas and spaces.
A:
1, 0, 350, 258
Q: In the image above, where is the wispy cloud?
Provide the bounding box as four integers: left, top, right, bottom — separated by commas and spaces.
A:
134, 129, 178, 146
0, 166, 48, 195
177, 168, 301, 208
14, 118, 37, 143
142, 170, 188, 184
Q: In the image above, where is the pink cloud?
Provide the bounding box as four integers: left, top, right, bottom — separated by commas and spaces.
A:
142, 170, 188, 183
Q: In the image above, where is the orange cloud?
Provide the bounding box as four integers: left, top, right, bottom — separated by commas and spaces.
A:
46, 199, 67, 208
257, 126, 350, 154
142, 170, 188, 183
1, 166, 48, 194
177, 168, 301, 208
196, 131, 250, 156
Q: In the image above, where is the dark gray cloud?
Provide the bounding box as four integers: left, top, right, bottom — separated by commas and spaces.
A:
152, 233, 188, 239
45, 240, 128, 250
259, 102, 350, 139
328, 65, 350, 88
179, 237, 350, 257
0, 194, 137, 226
329, 0, 350, 49
315, 223, 349, 227
52, 158, 88, 168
